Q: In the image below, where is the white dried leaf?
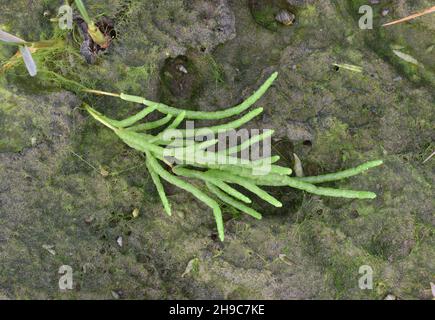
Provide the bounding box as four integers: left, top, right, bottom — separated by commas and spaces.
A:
392, 50, 419, 65
0, 29, 26, 44
19, 46, 37, 77
293, 153, 304, 177
181, 258, 199, 278
116, 236, 123, 247
42, 244, 56, 256
132, 208, 139, 218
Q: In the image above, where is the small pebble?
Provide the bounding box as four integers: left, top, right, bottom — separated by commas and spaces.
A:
176, 65, 188, 74
116, 236, 123, 247
275, 10, 295, 26
381, 8, 390, 17
384, 294, 396, 300
176, 210, 185, 219
84, 216, 94, 224
370, 0, 380, 4
132, 208, 139, 218
100, 167, 109, 177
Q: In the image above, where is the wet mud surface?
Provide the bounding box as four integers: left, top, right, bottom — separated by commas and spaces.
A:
0, 0, 433, 299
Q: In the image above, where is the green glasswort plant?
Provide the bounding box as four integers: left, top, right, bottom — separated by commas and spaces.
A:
84, 72, 383, 241
74, 0, 107, 47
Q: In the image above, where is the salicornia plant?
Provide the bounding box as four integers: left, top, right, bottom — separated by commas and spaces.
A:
83, 72, 383, 241
74, 0, 107, 47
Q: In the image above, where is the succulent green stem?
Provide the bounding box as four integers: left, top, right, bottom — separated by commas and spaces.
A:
145, 150, 225, 241
126, 114, 173, 132
156, 107, 263, 140
295, 160, 383, 184
145, 159, 171, 216
74, 0, 92, 25
206, 170, 282, 207
206, 182, 262, 220
218, 130, 274, 156
172, 167, 252, 204
85, 72, 278, 120
74, 0, 107, 46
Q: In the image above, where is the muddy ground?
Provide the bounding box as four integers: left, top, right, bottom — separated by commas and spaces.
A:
0, 0, 433, 299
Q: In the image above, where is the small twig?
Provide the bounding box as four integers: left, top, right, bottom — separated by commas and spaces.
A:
422, 151, 434, 164
71, 151, 99, 172
382, 5, 435, 27
109, 163, 146, 176
278, 254, 296, 267
83, 88, 121, 98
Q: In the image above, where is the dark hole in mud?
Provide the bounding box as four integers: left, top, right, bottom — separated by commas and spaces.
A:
210, 233, 219, 242
333, 65, 340, 72
74, 15, 116, 64
159, 55, 201, 109
349, 210, 360, 219
271, 138, 294, 166
252, 138, 305, 215
303, 140, 312, 147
